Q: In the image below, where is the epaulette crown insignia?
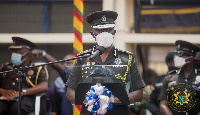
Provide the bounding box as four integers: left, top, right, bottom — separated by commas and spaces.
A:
117, 48, 133, 55
77, 49, 92, 56
167, 69, 177, 75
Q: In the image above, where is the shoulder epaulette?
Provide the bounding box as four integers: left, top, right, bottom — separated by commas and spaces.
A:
77, 49, 92, 56
116, 47, 133, 55
167, 69, 177, 75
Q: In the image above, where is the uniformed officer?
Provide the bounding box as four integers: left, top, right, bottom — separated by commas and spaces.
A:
159, 40, 200, 115
66, 10, 145, 115
0, 37, 48, 115
148, 52, 177, 115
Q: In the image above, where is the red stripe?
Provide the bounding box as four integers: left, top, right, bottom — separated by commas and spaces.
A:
80, 0, 83, 3
76, 105, 82, 111
74, 8, 83, 23
73, 51, 77, 57
74, 29, 83, 43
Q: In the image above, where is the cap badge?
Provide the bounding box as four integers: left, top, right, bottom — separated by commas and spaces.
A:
101, 15, 106, 22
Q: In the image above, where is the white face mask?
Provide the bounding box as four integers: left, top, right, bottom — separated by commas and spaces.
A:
95, 32, 114, 48
174, 55, 192, 68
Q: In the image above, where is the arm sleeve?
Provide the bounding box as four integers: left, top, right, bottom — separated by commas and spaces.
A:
37, 67, 48, 84
159, 77, 169, 101
130, 56, 145, 91
66, 59, 82, 90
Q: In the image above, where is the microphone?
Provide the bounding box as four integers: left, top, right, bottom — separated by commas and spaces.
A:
90, 46, 105, 59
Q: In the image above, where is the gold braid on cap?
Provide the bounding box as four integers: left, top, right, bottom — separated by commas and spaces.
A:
114, 54, 132, 86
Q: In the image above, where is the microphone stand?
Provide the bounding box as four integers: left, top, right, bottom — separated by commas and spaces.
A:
0, 54, 90, 115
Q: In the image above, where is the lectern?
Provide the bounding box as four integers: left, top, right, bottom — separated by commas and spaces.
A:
75, 73, 130, 105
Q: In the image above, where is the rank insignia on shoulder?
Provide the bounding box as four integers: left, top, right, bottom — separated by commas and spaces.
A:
78, 49, 92, 56
116, 48, 133, 55
167, 69, 177, 75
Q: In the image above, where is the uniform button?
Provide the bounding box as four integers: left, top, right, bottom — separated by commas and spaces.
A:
185, 79, 188, 82
12, 82, 15, 85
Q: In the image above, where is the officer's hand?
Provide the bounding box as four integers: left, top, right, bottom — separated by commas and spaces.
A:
5, 91, 21, 101
114, 97, 121, 103
1, 89, 16, 97
0, 89, 17, 101
11, 91, 20, 98
32, 49, 43, 57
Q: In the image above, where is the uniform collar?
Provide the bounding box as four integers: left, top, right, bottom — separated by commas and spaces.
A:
179, 69, 196, 79
92, 46, 117, 65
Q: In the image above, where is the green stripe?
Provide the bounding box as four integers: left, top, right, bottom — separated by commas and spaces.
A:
74, 6, 83, 17
73, 48, 80, 54
74, 27, 82, 36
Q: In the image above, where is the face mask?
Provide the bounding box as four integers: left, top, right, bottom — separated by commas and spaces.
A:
95, 32, 114, 48
174, 56, 192, 69
11, 53, 23, 66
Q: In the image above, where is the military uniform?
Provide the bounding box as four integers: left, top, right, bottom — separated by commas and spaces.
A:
0, 64, 48, 114
159, 69, 200, 115
67, 46, 145, 115
0, 37, 48, 115
159, 40, 200, 115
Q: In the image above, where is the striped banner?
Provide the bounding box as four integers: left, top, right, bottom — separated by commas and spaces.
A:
73, 0, 83, 57
73, 0, 83, 114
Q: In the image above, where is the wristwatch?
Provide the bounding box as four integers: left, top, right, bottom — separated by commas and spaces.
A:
22, 89, 27, 95
42, 50, 46, 57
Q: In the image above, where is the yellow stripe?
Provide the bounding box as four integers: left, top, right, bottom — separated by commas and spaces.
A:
74, 16, 83, 34
141, 26, 200, 33
73, 105, 81, 115
44, 67, 49, 80
26, 77, 35, 87
73, 36, 83, 52
142, 7, 200, 15
74, 0, 84, 14
35, 66, 42, 86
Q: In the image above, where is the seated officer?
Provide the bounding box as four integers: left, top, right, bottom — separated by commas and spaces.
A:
66, 10, 145, 115
159, 40, 200, 115
0, 37, 48, 115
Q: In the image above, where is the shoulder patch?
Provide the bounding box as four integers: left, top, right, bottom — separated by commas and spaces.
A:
77, 49, 92, 56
